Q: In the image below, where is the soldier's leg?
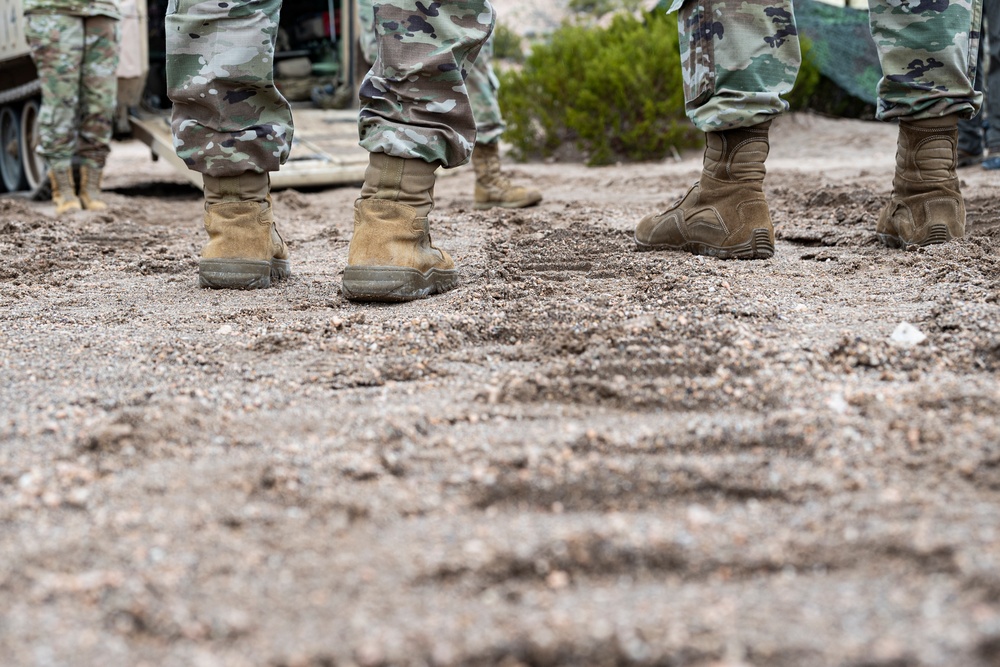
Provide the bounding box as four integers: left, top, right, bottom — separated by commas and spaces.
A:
677, 0, 800, 132
957, 36, 985, 165
635, 0, 800, 259
360, 2, 537, 211
357, 0, 377, 66
869, 0, 984, 246
24, 13, 85, 214
345, 0, 494, 302
357, 0, 492, 166
467, 37, 542, 210
466, 37, 505, 146
76, 16, 120, 211
983, 0, 1000, 167
166, 0, 292, 289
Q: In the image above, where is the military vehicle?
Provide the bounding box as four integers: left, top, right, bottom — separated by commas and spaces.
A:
0, 0, 57, 195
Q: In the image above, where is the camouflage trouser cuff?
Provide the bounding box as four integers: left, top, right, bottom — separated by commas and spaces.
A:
77, 158, 106, 169
901, 113, 963, 128
46, 159, 74, 171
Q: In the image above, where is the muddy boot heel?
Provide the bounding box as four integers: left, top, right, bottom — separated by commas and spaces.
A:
876, 116, 965, 247
199, 258, 273, 289
271, 257, 292, 282
342, 265, 458, 302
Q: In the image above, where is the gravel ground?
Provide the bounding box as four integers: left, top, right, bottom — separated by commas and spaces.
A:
2, 112, 1000, 667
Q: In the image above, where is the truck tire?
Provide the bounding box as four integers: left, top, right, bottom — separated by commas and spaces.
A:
0, 104, 26, 193
0, 98, 49, 198
19, 98, 48, 198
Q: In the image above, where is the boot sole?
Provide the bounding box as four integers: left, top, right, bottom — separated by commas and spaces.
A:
877, 224, 952, 248
342, 266, 459, 303
635, 228, 774, 260
474, 195, 543, 210
199, 258, 291, 290
55, 202, 83, 215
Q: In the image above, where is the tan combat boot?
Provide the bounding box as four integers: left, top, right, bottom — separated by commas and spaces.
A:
78, 166, 108, 211
472, 142, 542, 210
48, 168, 82, 215
635, 120, 774, 259
198, 172, 291, 289
342, 152, 458, 302
877, 115, 964, 247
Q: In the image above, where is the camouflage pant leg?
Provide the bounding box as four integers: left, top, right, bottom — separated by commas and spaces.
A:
957, 35, 984, 155
165, 0, 293, 177
868, 0, 984, 121
466, 35, 505, 145
984, 0, 1000, 148
358, 0, 503, 146
672, 0, 801, 131
25, 14, 120, 170
358, 0, 377, 64
77, 16, 120, 169
358, 0, 496, 167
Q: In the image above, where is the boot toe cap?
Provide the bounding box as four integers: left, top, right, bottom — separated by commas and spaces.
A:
635, 210, 684, 248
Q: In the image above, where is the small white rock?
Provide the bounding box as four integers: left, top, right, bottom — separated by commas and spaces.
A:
687, 504, 714, 526
826, 393, 849, 414
66, 487, 91, 507
890, 322, 926, 347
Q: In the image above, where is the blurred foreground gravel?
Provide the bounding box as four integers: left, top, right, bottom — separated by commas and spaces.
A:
1, 114, 999, 667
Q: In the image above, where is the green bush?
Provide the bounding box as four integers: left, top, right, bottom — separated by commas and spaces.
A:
491, 22, 525, 63
785, 36, 821, 111
567, 0, 646, 19
497, 16, 852, 165
498, 10, 700, 166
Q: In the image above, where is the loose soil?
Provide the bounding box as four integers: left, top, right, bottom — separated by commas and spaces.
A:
2, 113, 1000, 667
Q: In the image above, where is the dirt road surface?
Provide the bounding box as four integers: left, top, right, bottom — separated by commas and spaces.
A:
2, 113, 1000, 666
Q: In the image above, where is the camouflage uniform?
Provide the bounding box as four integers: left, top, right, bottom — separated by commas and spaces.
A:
357, 0, 505, 145
672, 0, 983, 131
166, 0, 292, 177
958, 0, 1000, 158
358, 0, 495, 165
23, 0, 121, 170
167, 0, 494, 175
